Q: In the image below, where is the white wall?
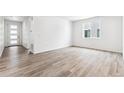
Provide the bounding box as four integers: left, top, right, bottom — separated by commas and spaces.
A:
31, 16, 72, 53
72, 16, 122, 53
0, 16, 4, 57
22, 18, 31, 49
122, 16, 124, 59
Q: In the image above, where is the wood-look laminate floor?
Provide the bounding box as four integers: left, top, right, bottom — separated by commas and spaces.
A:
0, 46, 124, 77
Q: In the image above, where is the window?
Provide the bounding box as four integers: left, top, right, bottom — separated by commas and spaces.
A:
97, 29, 100, 38
83, 18, 101, 39
10, 40, 17, 44
10, 25, 17, 29
10, 35, 18, 39
84, 29, 90, 38
10, 30, 17, 34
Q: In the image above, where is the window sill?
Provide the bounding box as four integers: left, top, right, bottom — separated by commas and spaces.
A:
83, 37, 100, 39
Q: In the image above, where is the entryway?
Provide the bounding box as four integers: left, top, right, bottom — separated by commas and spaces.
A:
4, 20, 22, 47
2, 20, 29, 58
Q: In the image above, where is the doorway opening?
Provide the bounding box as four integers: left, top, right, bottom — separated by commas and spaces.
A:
2, 16, 33, 58
4, 20, 22, 47
3, 20, 28, 58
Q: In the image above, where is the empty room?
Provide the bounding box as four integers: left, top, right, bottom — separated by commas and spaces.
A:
0, 16, 124, 77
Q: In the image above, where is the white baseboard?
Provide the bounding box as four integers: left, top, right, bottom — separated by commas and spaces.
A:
72, 45, 122, 54
33, 44, 71, 54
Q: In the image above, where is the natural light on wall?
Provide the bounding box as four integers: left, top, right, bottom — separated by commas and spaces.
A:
82, 17, 101, 39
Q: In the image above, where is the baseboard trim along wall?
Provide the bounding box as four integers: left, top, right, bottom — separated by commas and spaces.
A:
72, 45, 122, 54
33, 44, 72, 54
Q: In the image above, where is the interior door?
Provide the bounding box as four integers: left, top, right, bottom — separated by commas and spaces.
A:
6, 21, 22, 46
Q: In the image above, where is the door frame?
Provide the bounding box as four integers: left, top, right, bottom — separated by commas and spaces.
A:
4, 20, 22, 47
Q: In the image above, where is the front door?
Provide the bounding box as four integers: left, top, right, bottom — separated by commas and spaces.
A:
6, 21, 22, 46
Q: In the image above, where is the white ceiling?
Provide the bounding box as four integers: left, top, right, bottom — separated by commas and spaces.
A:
4, 16, 29, 22
59, 16, 95, 21
4, 16, 95, 22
